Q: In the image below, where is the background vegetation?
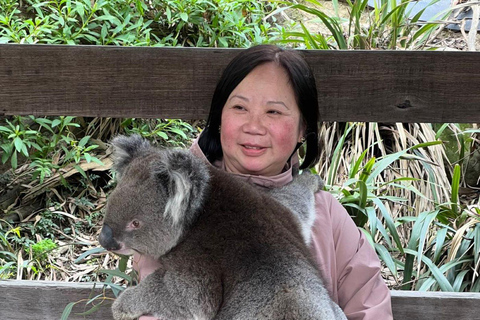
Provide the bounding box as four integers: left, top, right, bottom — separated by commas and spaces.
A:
1, 1, 479, 312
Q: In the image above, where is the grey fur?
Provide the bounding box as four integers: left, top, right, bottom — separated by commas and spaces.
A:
99, 135, 346, 320
267, 171, 323, 245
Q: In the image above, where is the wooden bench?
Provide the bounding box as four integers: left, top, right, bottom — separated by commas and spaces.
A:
1, 44, 480, 320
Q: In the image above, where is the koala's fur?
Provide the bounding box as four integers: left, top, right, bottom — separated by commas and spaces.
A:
99, 135, 346, 320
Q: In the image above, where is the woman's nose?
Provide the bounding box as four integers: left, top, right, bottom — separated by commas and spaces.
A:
242, 114, 267, 135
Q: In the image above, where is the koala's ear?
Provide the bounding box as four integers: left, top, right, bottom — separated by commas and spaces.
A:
111, 134, 152, 179
152, 149, 209, 226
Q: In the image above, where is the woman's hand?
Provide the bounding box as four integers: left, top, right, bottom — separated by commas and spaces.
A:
133, 253, 162, 281
133, 253, 163, 320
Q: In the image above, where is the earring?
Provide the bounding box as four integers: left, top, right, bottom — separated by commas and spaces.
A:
300, 136, 306, 143
218, 125, 221, 133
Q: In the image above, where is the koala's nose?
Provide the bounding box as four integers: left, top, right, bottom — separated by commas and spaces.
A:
99, 224, 121, 251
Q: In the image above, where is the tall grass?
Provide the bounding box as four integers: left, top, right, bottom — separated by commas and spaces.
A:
274, 0, 454, 50
315, 122, 480, 291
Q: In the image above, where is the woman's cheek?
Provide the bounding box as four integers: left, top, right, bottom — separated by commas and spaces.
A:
220, 115, 240, 149
273, 120, 301, 148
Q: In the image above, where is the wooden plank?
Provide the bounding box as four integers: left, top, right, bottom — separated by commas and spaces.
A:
2, 280, 480, 320
1, 44, 479, 123
0, 280, 113, 320
390, 290, 480, 320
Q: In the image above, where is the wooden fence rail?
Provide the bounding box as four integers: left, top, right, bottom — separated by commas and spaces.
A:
1, 44, 480, 320
1, 280, 480, 320
1, 44, 480, 123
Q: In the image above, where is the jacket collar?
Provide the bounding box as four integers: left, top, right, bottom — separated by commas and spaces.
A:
189, 137, 297, 189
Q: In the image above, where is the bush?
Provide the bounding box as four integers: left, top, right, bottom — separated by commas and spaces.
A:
0, 0, 281, 47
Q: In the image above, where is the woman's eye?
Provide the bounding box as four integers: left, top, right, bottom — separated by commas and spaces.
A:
232, 105, 246, 111
267, 109, 282, 115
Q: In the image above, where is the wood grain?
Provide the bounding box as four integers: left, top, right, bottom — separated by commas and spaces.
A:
2, 281, 480, 320
1, 44, 479, 123
0, 280, 113, 320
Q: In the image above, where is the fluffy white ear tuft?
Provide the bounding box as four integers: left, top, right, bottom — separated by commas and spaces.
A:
164, 170, 192, 225
154, 149, 210, 227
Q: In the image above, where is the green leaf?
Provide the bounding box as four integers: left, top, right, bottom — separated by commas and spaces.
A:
180, 12, 188, 22
433, 227, 448, 263
10, 151, 17, 169
60, 302, 76, 320
91, 157, 104, 165
118, 255, 128, 273
450, 164, 461, 215
218, 37, 228, 47
156, 131, 169, 140
372, 197, 403, 253
416, 257, 471, 291
474, 224, 480, 264
51, 119, 61, 128
0, 126, 12, 133
74, 165, 87, 179
99, 268, 132, 282
375, 243, 397, 277
169, 127, 188, 140
452, 270, 470, 292
13, 136, 24, 152
76, 303, 102, 316
166, 7, 172, 21
79, 135, 90, 147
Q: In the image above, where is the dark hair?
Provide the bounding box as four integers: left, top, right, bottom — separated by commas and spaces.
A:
198, 44, 320, 170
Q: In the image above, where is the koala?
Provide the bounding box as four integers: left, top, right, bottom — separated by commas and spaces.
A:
266, 170, 323, 246
99, 135, 346, 320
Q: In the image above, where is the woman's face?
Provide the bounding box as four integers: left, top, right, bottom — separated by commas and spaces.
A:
220, 62, 304, 176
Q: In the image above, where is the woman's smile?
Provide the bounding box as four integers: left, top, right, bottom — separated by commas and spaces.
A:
220, 62, 304, 176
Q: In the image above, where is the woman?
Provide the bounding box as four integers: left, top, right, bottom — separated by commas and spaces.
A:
134, 45, 393, 320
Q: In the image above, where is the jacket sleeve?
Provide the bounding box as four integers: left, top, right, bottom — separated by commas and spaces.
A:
313, 192, 393, 320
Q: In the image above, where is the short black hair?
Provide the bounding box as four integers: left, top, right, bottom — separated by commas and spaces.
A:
198, 44, 320, 170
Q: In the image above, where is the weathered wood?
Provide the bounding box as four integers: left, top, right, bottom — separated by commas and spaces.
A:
390, 290, 480, 320
1, 44, 480, 123
1, 280, 480, 320
0, 280, 113, 320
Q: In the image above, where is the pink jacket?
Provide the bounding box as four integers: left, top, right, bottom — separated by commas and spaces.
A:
134, 140, 393, 320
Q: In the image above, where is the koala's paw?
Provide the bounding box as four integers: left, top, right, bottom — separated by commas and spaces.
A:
295, 171, 324, 193
112, 288, 143, 320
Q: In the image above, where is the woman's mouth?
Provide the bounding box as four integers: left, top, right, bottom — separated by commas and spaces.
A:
241, 144, 267, 156
244, 145, 263, 150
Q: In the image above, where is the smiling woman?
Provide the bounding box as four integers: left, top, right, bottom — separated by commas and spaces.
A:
220, 62, 304, 176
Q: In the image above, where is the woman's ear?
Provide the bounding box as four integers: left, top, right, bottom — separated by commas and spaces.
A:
298, 121, 307, 143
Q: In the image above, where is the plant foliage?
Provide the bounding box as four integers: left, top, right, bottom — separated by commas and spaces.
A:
0, 0, 281, 47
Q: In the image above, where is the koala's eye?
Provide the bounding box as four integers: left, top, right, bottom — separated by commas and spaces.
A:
130, 219, 141, 229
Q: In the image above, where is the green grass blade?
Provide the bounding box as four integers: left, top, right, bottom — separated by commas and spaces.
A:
450, 164, 461, 215
375, 243, 397, 277
299, 21, 320, 49
474, 224, 480, 265
433, 227, 448, 263
327, 123, 352, 186
404, 248, 454, 292
372, 197, 403, 253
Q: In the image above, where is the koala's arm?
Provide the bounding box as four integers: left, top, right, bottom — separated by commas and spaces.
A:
112, 267, 222, 320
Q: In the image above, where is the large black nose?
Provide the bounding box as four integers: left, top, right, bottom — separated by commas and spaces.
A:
99, 224, 121, 251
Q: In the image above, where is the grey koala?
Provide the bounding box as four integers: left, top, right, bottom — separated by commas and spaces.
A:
266, 169, 323, 246
99, 135, 346, 320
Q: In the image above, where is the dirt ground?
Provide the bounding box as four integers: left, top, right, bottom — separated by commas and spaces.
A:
286, 0, 480, 50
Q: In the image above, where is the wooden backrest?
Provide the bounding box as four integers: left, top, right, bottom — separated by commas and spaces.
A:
1, 280, 480, 320
1, 44, 480, 123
